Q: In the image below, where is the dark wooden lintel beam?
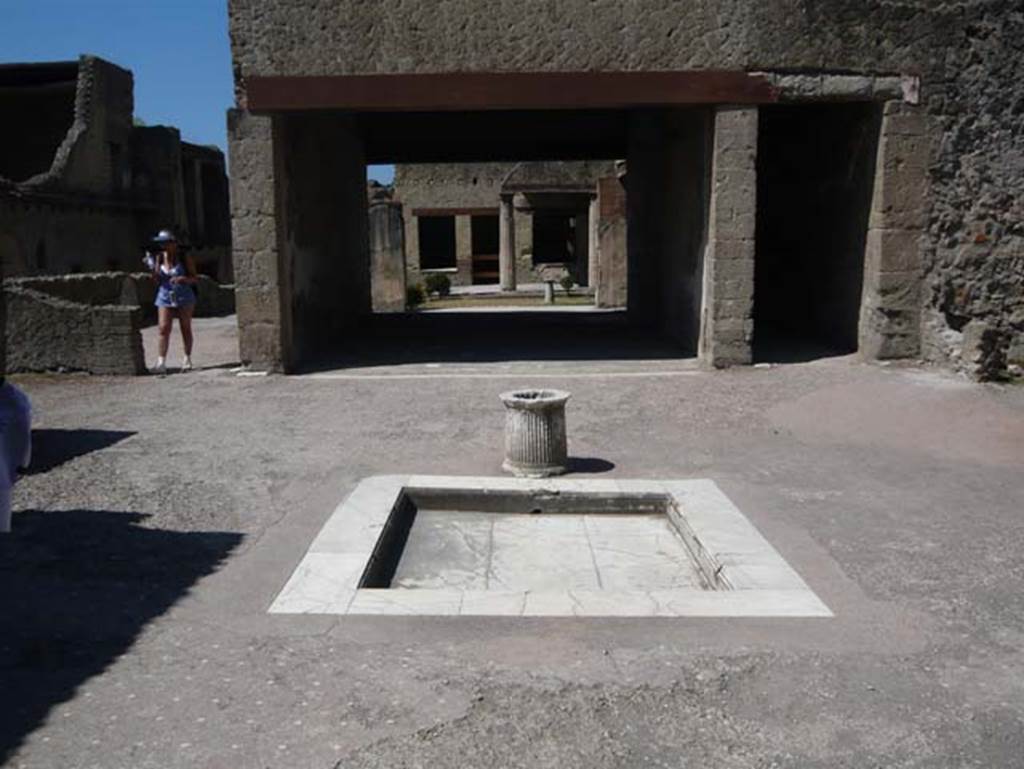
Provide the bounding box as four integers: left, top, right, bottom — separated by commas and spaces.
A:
245, 71, 779, 113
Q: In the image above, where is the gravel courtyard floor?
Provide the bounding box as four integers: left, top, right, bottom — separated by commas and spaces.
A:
2, 316, 1023, 768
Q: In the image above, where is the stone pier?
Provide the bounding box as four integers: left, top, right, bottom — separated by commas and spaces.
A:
699, 106, 758, 368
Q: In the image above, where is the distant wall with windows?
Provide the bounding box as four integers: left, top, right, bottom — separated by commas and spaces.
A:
393, 161, 616, 290
393, 163, 506, 288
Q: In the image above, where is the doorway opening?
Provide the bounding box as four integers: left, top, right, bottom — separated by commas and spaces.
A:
470, 214, 499, 285
753, 103, 882, 362
532, 212, 576, 265
418, 215, 457, 270
264, 107, 718, 371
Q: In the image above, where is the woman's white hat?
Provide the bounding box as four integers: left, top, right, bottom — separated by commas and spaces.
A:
152, 229, 178, 243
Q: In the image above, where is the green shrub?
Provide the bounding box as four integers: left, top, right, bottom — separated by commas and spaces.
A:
406, 284, 425, 308
424, 272, 452, 297
559, 275, 575, 294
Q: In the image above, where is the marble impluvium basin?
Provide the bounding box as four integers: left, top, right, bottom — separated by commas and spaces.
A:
269, 476, 832, 618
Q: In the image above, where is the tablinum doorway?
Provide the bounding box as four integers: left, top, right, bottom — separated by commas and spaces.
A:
753, 103, 882, 362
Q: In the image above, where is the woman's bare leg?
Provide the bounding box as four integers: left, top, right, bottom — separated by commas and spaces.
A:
178, 305, 194, 358
157, 307, 174, 359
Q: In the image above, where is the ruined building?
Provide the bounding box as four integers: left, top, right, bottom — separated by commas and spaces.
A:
227, 0, 1023, 378
0, 55, 232, 282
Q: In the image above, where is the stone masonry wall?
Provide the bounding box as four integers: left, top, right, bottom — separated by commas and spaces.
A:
859, 102, 926, 360
228, 109, 286, 370
230, 0, 1024, 378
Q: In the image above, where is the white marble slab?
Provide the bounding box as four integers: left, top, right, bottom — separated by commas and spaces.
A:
489, 515, 600, 591
268, 475, 833, 618
267, 552, 361, 614
347, 588, 463, 616
584, 514, 703, 591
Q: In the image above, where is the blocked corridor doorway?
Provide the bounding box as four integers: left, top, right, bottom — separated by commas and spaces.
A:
753, 103, 882, 361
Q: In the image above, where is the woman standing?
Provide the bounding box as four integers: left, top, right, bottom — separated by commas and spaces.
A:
148, 229, 198, 375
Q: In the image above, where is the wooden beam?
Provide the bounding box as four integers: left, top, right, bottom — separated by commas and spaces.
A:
245, 71, 778, 113
412, 207, 500, 217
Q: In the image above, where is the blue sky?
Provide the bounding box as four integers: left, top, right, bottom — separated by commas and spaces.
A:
1, 0, 394, 182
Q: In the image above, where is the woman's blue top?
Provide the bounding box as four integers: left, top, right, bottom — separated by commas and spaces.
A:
154, 262, 196, 308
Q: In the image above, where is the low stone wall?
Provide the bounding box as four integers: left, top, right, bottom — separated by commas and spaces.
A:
7, 271, 234, 317
2, 272, 235, 375
3, 282, 145, 375
9, 273, 139, 306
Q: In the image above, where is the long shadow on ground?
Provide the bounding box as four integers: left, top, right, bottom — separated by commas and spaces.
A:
25, 429, 136, 474
300, 311, 693, 372
0, 510, 242, 763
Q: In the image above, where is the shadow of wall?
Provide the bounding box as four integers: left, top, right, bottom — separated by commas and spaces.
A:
0, 509, 242, 763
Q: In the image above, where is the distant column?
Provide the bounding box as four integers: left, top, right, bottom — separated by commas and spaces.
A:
587, 195, 599, 289
455, 215, 473, 286
499, 195, 517, 291
596, 177, 628, 309
369, 199, 407, 312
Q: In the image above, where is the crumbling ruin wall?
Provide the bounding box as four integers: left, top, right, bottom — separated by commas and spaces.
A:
0, 62, 78, 184
229, 0, 1023, 377
0, 198, 141, 276
0, 57, 141, 276
1, 55, 233, 282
